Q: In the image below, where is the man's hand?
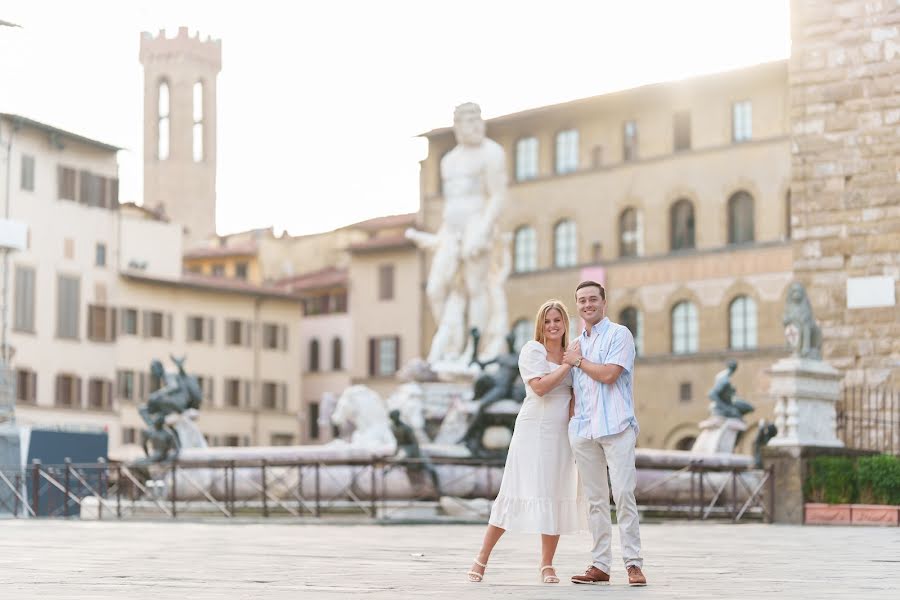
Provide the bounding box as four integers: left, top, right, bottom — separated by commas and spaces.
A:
563, 340, 582, 366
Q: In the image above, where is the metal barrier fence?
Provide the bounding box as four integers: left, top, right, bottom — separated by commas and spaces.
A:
837, 386, 899, 455
0, 457, 772, 523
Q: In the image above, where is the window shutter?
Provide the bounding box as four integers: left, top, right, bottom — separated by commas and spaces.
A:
78, 170, 90, 204
245, 321, 253, 347
109, 308, 117, 342
57, 165, 64, 199
75, 376, 82, 408
280, 325, 288, 352
138, 372, 146, 402
279, 383, 287, 411
207, 377, 215, 405
243, 380, 252, 408
110, 178, 119, 206
165, 314, 173, 339
207, 317, 215, 345
368, 338, 376, 377
142, 311, 150, 338
29, 372, 37, 403
394, 336, 401, 372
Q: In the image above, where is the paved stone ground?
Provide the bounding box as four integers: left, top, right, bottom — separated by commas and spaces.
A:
0, 520, 898, 599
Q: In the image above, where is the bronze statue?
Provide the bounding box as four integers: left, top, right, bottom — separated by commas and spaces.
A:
707, 360, 754, 420
389, 409, 440, 495
752, 419, 778, 468
461, 329, 526, 455
783, 282, 822, 359
138, 355, 204, 461
141, 414, 179, 462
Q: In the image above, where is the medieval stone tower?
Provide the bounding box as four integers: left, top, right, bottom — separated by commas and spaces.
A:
140, 27, 221, 245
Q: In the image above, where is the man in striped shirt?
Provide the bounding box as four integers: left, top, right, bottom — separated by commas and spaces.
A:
563, 280, 646, 587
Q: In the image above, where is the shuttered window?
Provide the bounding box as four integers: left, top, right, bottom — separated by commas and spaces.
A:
56, 275, 80, 339
13, 266, 36, 332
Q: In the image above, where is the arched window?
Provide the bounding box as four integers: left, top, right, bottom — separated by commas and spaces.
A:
515, 137, 538, 181
670, 199, 695, 251
671, 301, 698, 354
555, 129, 579, 174
513, 226, 537, 273
619, 306, 643, 356
728, 191, 754, 244
157, 81, 170, 160
512, 318, 531, 351
308, 339, 320, 372
192, 81, 204, 162
729, 295, 758, 350
331, 337, 343, 371
553, 219, 577, 267
619, 207, 642, 257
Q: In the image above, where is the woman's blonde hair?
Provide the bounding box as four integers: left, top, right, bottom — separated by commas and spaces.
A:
533, 299, 571, 350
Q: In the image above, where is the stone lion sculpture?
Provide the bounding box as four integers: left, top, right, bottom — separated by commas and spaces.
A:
782, 282, 822, 360
330, 385, 397, 451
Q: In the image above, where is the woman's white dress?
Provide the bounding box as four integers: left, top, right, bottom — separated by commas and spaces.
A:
488, 340, 587, 534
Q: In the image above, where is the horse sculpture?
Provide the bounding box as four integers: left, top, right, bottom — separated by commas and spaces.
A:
330, 385, 397, 451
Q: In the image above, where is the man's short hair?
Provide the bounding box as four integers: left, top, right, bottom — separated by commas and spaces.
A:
575, 280, 606, 300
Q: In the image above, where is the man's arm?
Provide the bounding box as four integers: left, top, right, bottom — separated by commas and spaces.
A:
577, 360, 625, 385
562, 337, 628, 385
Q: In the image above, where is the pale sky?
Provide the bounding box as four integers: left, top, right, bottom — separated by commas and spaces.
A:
0, 0, 790, 237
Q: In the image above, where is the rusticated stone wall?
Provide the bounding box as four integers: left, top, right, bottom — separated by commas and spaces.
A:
789, 0, 900, 386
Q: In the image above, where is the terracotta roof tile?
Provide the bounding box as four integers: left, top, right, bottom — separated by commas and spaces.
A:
273, 267, 348, 292
347, 234, 416, 252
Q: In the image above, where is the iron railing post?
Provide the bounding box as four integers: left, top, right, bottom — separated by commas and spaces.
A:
314, 462, 320, 518
30, 459, 41, 518
64, 458, 72, 518
14, 472, 20, 517
261, 460, 268, 518
116, 464, 122, 519
171, 459, 178, 519
731, 470, 738, 522
370, 461, 376, 519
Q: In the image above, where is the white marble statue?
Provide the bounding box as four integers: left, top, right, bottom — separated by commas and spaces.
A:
405, 102, 509, 373
330, 385, 397, 451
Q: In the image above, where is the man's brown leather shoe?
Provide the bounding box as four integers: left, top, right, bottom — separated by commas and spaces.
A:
571, 565, 610, 585
627, 565, 647, 586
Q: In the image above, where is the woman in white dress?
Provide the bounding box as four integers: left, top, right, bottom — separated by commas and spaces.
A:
467, 299, 586, 584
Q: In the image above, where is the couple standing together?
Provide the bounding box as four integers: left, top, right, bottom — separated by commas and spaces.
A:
467, 280, 647, 587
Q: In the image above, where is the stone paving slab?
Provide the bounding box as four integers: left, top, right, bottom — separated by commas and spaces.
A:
0, 520, 898, 599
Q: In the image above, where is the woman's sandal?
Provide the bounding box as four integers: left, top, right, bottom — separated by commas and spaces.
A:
540, 565, 560, 584
467, 558, 487, 582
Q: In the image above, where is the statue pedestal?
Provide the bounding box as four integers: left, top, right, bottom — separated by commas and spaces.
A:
767, 357, 843, 448
692, 416, 748, 454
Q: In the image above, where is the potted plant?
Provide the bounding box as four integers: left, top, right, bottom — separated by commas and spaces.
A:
803, 456, 854, 524
851, 455, 900, 526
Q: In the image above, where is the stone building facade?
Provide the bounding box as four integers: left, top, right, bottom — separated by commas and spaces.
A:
789, 0, 900, 387
418, 62, 795, 451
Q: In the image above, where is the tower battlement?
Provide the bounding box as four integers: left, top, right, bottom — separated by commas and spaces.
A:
139, 26, 222, 71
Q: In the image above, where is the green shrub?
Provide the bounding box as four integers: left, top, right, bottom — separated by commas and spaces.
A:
857, 455, 900, 505
804, 456, 857, 504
